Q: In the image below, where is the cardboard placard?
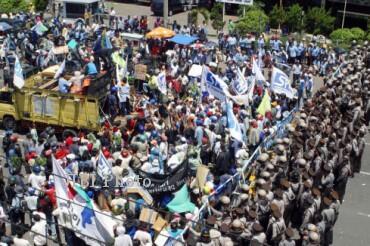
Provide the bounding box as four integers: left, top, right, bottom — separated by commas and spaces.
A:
155, 229, 170, 246
134, 64, 147, 80
196, 165, 209, 190
53, 46, 69, 55
152, 215, 167, 232
139, 207, 158, 225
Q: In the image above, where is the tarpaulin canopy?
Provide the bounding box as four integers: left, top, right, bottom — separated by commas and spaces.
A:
146, 27, 175, 39
166, 185, 195, 213
168, 34, 198, 45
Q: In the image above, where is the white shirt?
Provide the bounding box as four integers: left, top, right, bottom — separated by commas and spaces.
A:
13, 238, 31, 246
25, 195, 38, 211
117, 84, 130, 103
0, 206, 6, 227
28, 174, 46, 191
30, 221, 47, 246
114, 234, 133, 246
134, 230, 153, 246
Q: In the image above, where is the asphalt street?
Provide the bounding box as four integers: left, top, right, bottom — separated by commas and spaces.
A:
104, 1, 238, 36
333, 133, 370, 246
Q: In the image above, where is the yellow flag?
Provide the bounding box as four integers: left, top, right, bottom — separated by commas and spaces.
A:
257, 90, 271, 116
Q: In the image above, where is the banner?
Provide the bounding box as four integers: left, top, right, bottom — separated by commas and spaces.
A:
216, 0, 253, 5
157, 72, 167, 94
53, 157, 115, 246
13, 55, 24, 89
231, 68, 249, 95
270, 67, 294, 99
201, 66, 230, 101
137, 161, 189, 195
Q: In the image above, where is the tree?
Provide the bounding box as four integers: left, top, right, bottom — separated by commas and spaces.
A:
0, 0, 28, 13
350, 27, 365, 41
33, 0, 48, 11
304, 7, 335, 35
235, 9, 268, 35
269, 5, 286, 29
286, 4, 304, 32
210, 3, 225, 33
330, 28, 354, 46
189, 8, 210, 26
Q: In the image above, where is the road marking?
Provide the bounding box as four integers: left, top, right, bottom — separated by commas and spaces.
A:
357, 212, 370, 218
360, 171, 370, 176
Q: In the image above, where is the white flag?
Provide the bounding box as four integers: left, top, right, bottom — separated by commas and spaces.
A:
226, 100, 243, 142
54, 59, 66, 79
97, 151, 113, 180
13, 55, 24, 89
231, 67, 249, 95
252, 57, 265, 84
53, 157, 115, 246
157, 72, 167, 94
270, 66, 294, 99
247, 76, 256, 101
201, 65, 230, 101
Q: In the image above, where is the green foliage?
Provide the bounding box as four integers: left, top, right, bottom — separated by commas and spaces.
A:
269, 5, 286, 29
189, 9, 199, 26
189, 8, 209, 26
199, 8, 210, 24
210, 3, 225, 32
33, 0, 48, 11
286, 4, 304, 32
0, 0, 29, 13
367, 33, 370, 41
10, 156, 23, 170
330, 28, 354, 45
36, 156, 47, 166
304, 7, 335, 35
235, 9, 268, 35
350, 27, 365, 41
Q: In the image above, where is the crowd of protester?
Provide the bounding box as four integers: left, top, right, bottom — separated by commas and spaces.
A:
0, 10, 369, 246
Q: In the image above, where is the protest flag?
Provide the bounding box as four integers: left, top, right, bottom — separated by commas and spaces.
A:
270, 66, 294, 99
257, 89, 271, 116
53, 157, 115, 246
13, 55, 25, 89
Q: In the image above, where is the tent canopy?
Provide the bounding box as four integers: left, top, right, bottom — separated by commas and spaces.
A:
168, 34, 198, 45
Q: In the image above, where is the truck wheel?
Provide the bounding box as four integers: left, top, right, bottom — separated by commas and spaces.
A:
62, 129, 78, 140
3, 116, 16, 131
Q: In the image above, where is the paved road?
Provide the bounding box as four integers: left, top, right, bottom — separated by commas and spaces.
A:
104, 1, 238, 36
333, 133, 370, 246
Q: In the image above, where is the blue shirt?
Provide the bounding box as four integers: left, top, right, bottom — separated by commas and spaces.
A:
86, 62, 98, 75
58, 78, 71, 94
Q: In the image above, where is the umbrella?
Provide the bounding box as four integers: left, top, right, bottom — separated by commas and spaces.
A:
334, 47, 346, 55
0, 22, 12, 32
146, 27, 175, 39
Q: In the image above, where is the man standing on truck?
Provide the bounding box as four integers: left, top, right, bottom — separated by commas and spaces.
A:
117, 79, 130, 116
